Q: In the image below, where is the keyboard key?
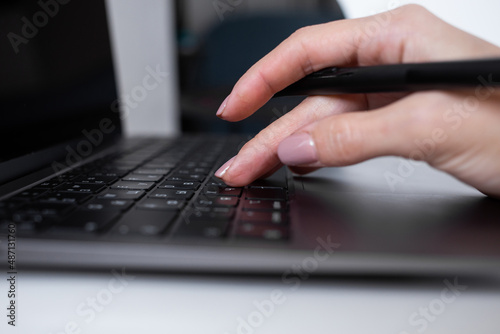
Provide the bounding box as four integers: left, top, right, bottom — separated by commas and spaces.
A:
102, 161, 139, 169
236, 223, 288, 241
91, 172, 120, 178
191, 167, 210, 174
98, 189, 145, 200
206, 177, 228, 187
55, 183, 106, 194
113, 210, 177, 236
151, 156, 181, 163
40, 192, 92, 204
53, 172, 79, 182
202, 186, 242, 197
134, 168, 171, 175
72, 175, 118, 184
137, 199, 185, 211
142, 162, 177, 169
248, 168, 287, 188
111, 181, 155, 190
239, 211, 286, 225
168, 174, 206, 182
245, 188, 286, 200
181, 161, 211, 169
195, 196, 239, 207
183, 207, 235, 223
242, 199, 287, 211
34, 179, 64, 189
159, 181, 200, 190
248, 180, 285, 189
176, 169, 194, 175
96, 169, 129, 177
122, 173, 163, 182
83, 199, 134, 212
191, 206, 234, 214
177, 168, 209, 176
148, 189, 194, 200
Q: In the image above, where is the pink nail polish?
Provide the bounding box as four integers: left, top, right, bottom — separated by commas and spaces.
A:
216, 95, 230, 118
277, 133, 318, 166
215, 156, 236, 178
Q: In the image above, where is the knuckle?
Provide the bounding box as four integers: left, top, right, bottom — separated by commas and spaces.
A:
290, 25, 313, 40
393, 4, 434, 29
407, 93, 446, 130
238, 139, 260, 161
317, 117, 361, 165
253, 112, 299, 151
286, 23, 327, 75
238, 131, 275, 161
253, 128, 280, 152
397, 4, 430, 17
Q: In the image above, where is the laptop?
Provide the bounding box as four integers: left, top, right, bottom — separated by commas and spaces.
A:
1, 0, 499, 276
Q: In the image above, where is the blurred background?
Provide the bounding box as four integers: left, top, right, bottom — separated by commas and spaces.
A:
176, 0, 344, 134
106, 0, 500, 136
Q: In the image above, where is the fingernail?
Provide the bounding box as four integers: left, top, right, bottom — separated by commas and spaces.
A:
215, 156, 236, 178
216, 95, 230, 118
278, 133, 318, 166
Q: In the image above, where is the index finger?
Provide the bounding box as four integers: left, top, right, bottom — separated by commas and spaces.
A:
215, 5, 415, 122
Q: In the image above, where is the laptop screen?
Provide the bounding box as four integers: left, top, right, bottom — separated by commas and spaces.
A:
0, 0, 121, 183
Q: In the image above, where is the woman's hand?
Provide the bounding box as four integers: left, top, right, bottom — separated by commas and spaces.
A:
214, 5, 500, 197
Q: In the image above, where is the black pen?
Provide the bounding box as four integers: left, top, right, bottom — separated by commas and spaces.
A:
274, 58, 500, 96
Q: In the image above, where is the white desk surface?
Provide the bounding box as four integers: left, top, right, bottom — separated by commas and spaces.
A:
3, 270, 500, 334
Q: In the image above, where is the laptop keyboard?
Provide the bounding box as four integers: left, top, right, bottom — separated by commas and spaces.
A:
0, 136, 289, 242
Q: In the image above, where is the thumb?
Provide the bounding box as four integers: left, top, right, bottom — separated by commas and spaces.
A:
277, 92, 447, 168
